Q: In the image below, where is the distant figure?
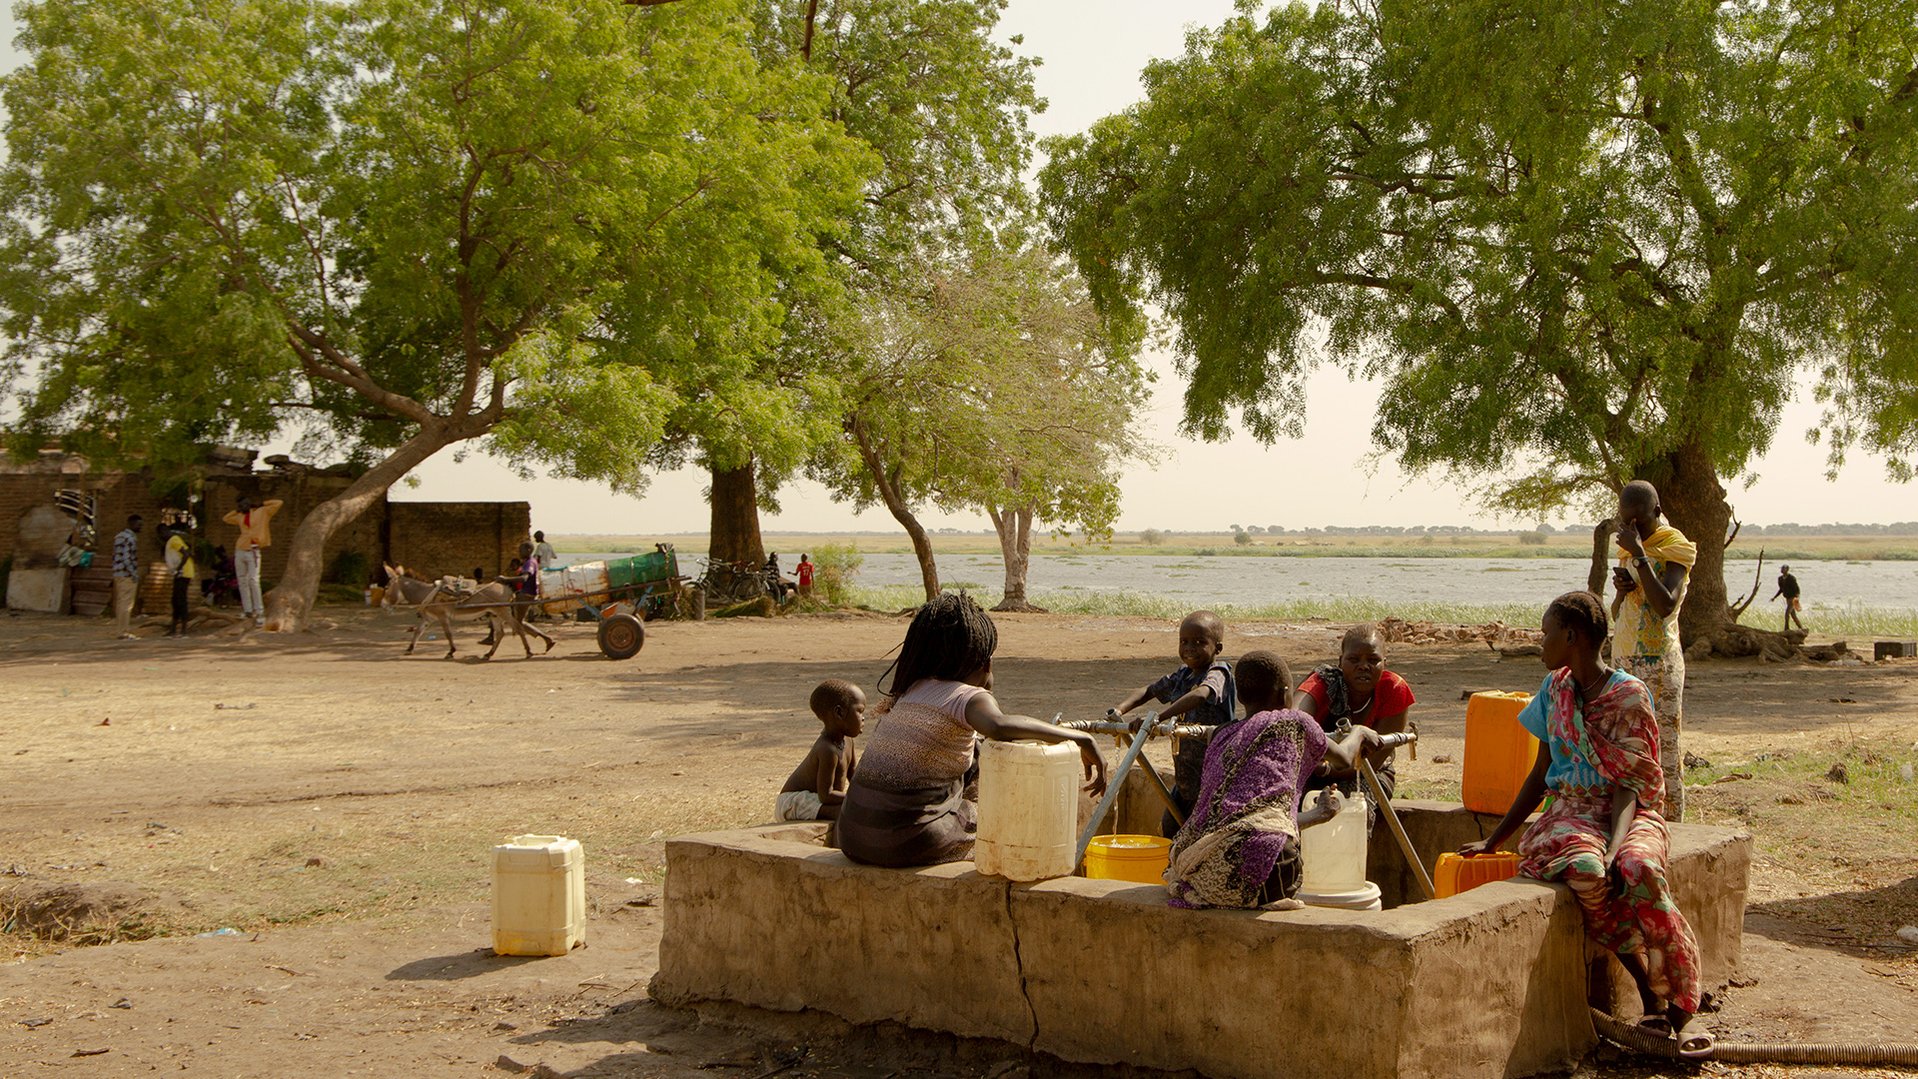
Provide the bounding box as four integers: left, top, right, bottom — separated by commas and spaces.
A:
473, 566, 486, 585
533, 530, 558, 569
201, 545, 237, 607
223, 494, 283, 628
1105, 610, 1236, 837
162, 524, 197, 638
1771, 565, 1804, 632
1608, 480, 1694, 820
111, 514, 142, 640
763, 551, 796, 601
777, 679, 866, 821
796, 553, 816, 598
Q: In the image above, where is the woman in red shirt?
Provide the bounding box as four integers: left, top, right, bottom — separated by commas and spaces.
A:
1298, 624, 1415, 807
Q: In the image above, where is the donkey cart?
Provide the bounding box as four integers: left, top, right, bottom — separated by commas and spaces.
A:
535, 544, 696, 660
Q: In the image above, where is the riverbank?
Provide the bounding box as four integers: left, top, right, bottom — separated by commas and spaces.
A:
557, 530, 1918, 562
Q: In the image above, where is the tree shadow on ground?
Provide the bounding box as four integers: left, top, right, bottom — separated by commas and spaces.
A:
1746, 874, 1918, 960
522, 997, 1205, 1079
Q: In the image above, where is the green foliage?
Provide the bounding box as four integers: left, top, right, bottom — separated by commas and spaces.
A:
809, 543, 863, 607
1040, 0, 1918, 505
820, 238, 1152, 541
1140, 528, 1164, 546
0, 0, 869, 494
1233, 530, 1253, 546
1517, 531, 1549, 547
660, 0, 1043, 498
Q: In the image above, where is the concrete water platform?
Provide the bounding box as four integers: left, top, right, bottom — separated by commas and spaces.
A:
650, 803, 1749, 1079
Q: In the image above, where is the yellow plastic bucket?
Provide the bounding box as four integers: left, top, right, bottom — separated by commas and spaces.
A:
1083, 834, 1171, 883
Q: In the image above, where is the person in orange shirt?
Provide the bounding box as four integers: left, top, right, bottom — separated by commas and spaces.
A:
223, 495, 283, 627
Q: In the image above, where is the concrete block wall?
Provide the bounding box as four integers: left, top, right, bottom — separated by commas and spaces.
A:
202, 473, 383, 586
388, 501, 530, 582
652, 806, 1751, 1079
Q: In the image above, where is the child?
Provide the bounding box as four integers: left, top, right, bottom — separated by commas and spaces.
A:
1461, 591, 1708, 1056
796, 553, 816, 597
1105, 610, 1236, 836
1298, 623, 1416, 809
1166, 649, 1377, 910
777, 679, 866, 822
834, 593, 1107, 868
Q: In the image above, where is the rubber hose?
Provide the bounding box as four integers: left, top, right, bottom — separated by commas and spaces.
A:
1709, 1042, 1918, 1066
1591, 1009, 1918, 1067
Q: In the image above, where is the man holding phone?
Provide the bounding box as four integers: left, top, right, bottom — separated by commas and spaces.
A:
1609, 480, 1695, 820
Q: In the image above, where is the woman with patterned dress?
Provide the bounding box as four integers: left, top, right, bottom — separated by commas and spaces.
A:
1462, 591, 1709, 1057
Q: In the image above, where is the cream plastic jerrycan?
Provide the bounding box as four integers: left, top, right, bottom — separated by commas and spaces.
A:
974, 739, 1079, 881
492, 835, 585, 957
1299, 786, 1370, 895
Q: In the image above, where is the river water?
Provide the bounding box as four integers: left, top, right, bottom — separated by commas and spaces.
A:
573, 550, 1918, 612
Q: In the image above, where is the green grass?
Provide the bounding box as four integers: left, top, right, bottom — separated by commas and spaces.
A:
847, 585, 1918, 637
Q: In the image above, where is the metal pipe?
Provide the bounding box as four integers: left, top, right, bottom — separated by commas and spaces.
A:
1061, 717, 1215, 740
1589, 1008, 1918, 1066
1360, 756, 1435, 901
1135, 752, 1185, 826
1074, 712, 1160, 869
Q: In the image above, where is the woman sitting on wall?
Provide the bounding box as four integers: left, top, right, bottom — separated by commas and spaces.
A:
1461, 591, 1709, 1057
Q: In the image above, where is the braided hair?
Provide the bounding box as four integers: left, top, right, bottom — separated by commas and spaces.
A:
1545, 590, 1609, 647
880, 592, 999, 698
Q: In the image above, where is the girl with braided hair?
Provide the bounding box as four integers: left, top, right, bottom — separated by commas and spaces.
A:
833, 593, 1107, 868
1461, 591, 1709, 1056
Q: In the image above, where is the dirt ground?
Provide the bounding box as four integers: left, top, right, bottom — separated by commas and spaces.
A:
2, 605, 1916, 1078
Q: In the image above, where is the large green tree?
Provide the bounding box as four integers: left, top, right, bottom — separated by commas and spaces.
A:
822, 241, 1149, 604
663, 0, 1041, 567
0, 0, 868, 628
1041, 0, 1918, 648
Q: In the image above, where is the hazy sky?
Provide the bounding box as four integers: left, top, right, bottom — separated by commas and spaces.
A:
4, 2, 1909, 532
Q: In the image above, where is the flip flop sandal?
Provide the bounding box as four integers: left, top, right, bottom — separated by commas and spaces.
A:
1676, 1030, 1715, 1060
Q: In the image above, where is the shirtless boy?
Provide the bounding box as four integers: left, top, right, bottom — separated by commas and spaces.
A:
777, 679, 866, 822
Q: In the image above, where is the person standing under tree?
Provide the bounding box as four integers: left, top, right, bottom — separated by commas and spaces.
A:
1771, 565, 1805, 632
223, 494, 283, 628
1609, 480, 1694, 821
163, 523, 197, 638
111, 514, 142, 640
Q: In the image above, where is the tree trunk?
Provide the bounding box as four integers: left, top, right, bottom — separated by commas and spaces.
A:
263, 425, 460, 631
1587, 517, 1615, 597
707, 459, 766, 566
988, 504, 1042, 612
850, 417, 939, 601
1643, 442, 1732, 649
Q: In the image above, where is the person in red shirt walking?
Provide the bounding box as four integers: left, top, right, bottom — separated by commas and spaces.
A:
796, 553, 816, 598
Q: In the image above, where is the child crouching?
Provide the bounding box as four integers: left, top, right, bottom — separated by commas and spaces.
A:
776, 679, 865, 822
1166, 650, 1376, 910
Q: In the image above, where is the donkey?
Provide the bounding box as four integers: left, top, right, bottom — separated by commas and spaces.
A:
380, 565, 555, 660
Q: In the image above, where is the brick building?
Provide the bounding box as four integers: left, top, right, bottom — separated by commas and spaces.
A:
3, 448, 530, 610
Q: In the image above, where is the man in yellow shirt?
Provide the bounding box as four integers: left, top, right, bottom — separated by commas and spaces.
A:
224, 495, 283, 627
1609, 480, 1695, 820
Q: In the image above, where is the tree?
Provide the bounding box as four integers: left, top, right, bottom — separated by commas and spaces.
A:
0, 0, 868, 628
670, 0, 1042, 568
1040, 0, 1918, 650
821, 242, 1148, 604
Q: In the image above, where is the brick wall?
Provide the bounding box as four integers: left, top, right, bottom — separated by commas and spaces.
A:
5, 456, 528, 593
0, 465, 171, 571
202, 473, 386, 586
388, 501, 531, 581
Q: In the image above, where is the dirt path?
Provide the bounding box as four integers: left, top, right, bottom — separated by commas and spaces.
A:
2, 608, 1915, 1077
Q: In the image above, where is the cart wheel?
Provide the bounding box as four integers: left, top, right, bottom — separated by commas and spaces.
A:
596, 613, 645, 660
